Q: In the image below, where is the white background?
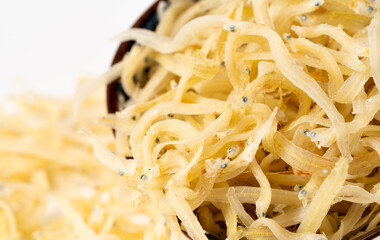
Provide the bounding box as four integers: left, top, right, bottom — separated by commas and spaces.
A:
0, 0, 156, 101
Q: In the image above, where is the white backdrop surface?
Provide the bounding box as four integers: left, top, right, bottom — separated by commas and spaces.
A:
0, 0, 156, 101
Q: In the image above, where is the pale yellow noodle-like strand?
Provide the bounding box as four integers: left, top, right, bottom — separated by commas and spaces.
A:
73, 61, 124, 117
206, 186, 302, 207
252, 0, 273, 28
291, 24, 369, 57
283, 114, 332, 132
187, 161, 220, 210
274, 0, 323, 35
225, 34, 258, 89
79, 127, 138, 175
157, 150, 188, 175
164, 214, 189, 240
346, 93, 380, 132
297, 157, 348, 233
226, 187, 254, 226
369, 11, 380, 92
352, 90, 367, 115
320, 217, 334, 236
243, 226, 277, 239
55, 195, 96, 238
154, 52, 189, 76
226, 22, 348, 157
266, 173, 311, 186
298, 174, 325, 206
202, 126, 257, 159
246, 108, 277, 217
153, 146, 195, 177
242, 73, 312, 118
0, 201, 19, 240
165, 190, 208, 240
288, 37, 344, 97
250, 218, 327, 240
170, 0, 235, 35
272, 207, 305, 227
213, 202, 238, 237
233, 1, 244, 22
240, 51, 356, 76
130, 101, 229, 162
174, 71, 194, 102
181, 109, 232, 146
119, 89, 176, 116
326, 48, 366, 72
348, 151, 380, 177
167, 146, 205, 189
270, 132, 335, 175
96, 114, 136, 135
333, 61, 371, 104
367, 211, 380, 232
156, 1, 193, 36
336, 184, 380, 204
143, 119, 199, 167
213, 153, 252, 183
135, 67, 170, 103
351, 205, 380, 238
113, 15, 232, 54
120, 46, 151, 98
328, 203, 367, 240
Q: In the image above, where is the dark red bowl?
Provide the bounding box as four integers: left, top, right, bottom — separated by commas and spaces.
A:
105, 1, 380, 239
